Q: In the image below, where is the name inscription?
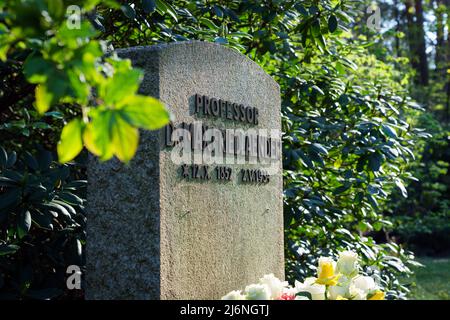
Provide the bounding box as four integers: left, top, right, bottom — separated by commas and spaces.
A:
194, 94, 259, 125
164, 94, 279, 185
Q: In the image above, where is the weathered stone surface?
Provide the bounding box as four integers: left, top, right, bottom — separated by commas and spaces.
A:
86, 41, 283, 300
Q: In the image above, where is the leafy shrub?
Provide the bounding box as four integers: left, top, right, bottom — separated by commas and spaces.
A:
0, 0, 426, 299
0, 146, 86, 299
386, 113, 450, 255
0, 0, 169, 164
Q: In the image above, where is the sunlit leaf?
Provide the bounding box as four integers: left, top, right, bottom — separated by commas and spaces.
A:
57, 118, 84, 163
35, 84, 53, 114
120, 95, 169, 130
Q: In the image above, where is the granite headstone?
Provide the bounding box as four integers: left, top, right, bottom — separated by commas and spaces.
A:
86, 41, 283, 299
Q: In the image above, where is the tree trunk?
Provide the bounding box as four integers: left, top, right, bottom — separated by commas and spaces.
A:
445, 0, 450, 121
404, 0, 429, 86
414, 0, 429, 85
405, 0, 419, 72
394, 0, 401, 57
435, 0, 445, 70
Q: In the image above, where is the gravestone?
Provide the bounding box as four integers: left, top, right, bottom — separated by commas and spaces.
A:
86, 41, 283, 299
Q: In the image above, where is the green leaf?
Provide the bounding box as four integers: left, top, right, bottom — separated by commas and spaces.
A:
31, 122, 51, 129
295, 4, 308, 16
56, 21, 99, 44
121, 4, 136, 19
6, 151, 17, 168
311, 85, 324, 95
57, 119, 84, 163
0, 42, 9, 62
17, 210, 31, 239
111, 114, 139, 163
47, 0, 64, 20
84, 108, 140, 162
102, 67, 143, 106
142, 0, 156, 13
0, 189, 20, 210
31, 210, 53, 230
310, 143, 328, 155
0, 244, 20, 256
335, 62, 346, 75
296, 149, 314, 169
296, 291, 312, 300
84, 0, 104, 10
23, 56, 55, 84
381, 124, 397, 138
52, 200, 76, 216
328, 15, 338, 33
4, 170, 23, 182
309, 150, 324, 166
309, 5, 318, 15
65, 180, 88, 189
0, 146, 7, 167
214, 37, 228, 44
341, 57, 358, 71
356, 156, 367, 172
24, 152, 39, 171
120, 95, 169, 130
367, 194, 379, 209
394, 178, 408, 198
44, 111, 64, 119
368, 152, 384, 172
228, 32, 252, 39
58, 192, 84, 205
199, 17, 218, 30
333, 184, 350, 195
67, 69, 90, 104
311, 19, 321, 37
83, 110, 114, 161
155, 0, 178, 21
213, 5, 223, 18
35, 84, 53, 114
0, 177, 17, 187
45, 202, 71, 218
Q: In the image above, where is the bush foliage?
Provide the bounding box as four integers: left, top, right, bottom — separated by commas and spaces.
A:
0, 0, 428, 299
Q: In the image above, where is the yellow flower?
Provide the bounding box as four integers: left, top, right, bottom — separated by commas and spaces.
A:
336, 295, 348, 300
316, 257, 341, 286
368, 290, 385, 300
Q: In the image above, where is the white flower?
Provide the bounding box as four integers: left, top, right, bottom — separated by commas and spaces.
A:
336, 251, 359, 276
327, 276, 351, 300
328, 276, 351, 300
221, 290, 246, 300
348, 275, 377, 299
328, 284, 348, 300
244, 284, 271, 300
349, 283, 367, 300
352, 275, 376, 293
294, 277, 326, 300
258, 274, 289, 300
295, 295, 310, 300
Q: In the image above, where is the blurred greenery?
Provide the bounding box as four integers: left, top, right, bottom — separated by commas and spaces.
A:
0, 0, 170, 163
408, 257, 450, 300
360, 0, 450, 260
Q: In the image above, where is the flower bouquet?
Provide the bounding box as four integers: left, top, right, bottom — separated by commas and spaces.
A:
221, 251, 385, 300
